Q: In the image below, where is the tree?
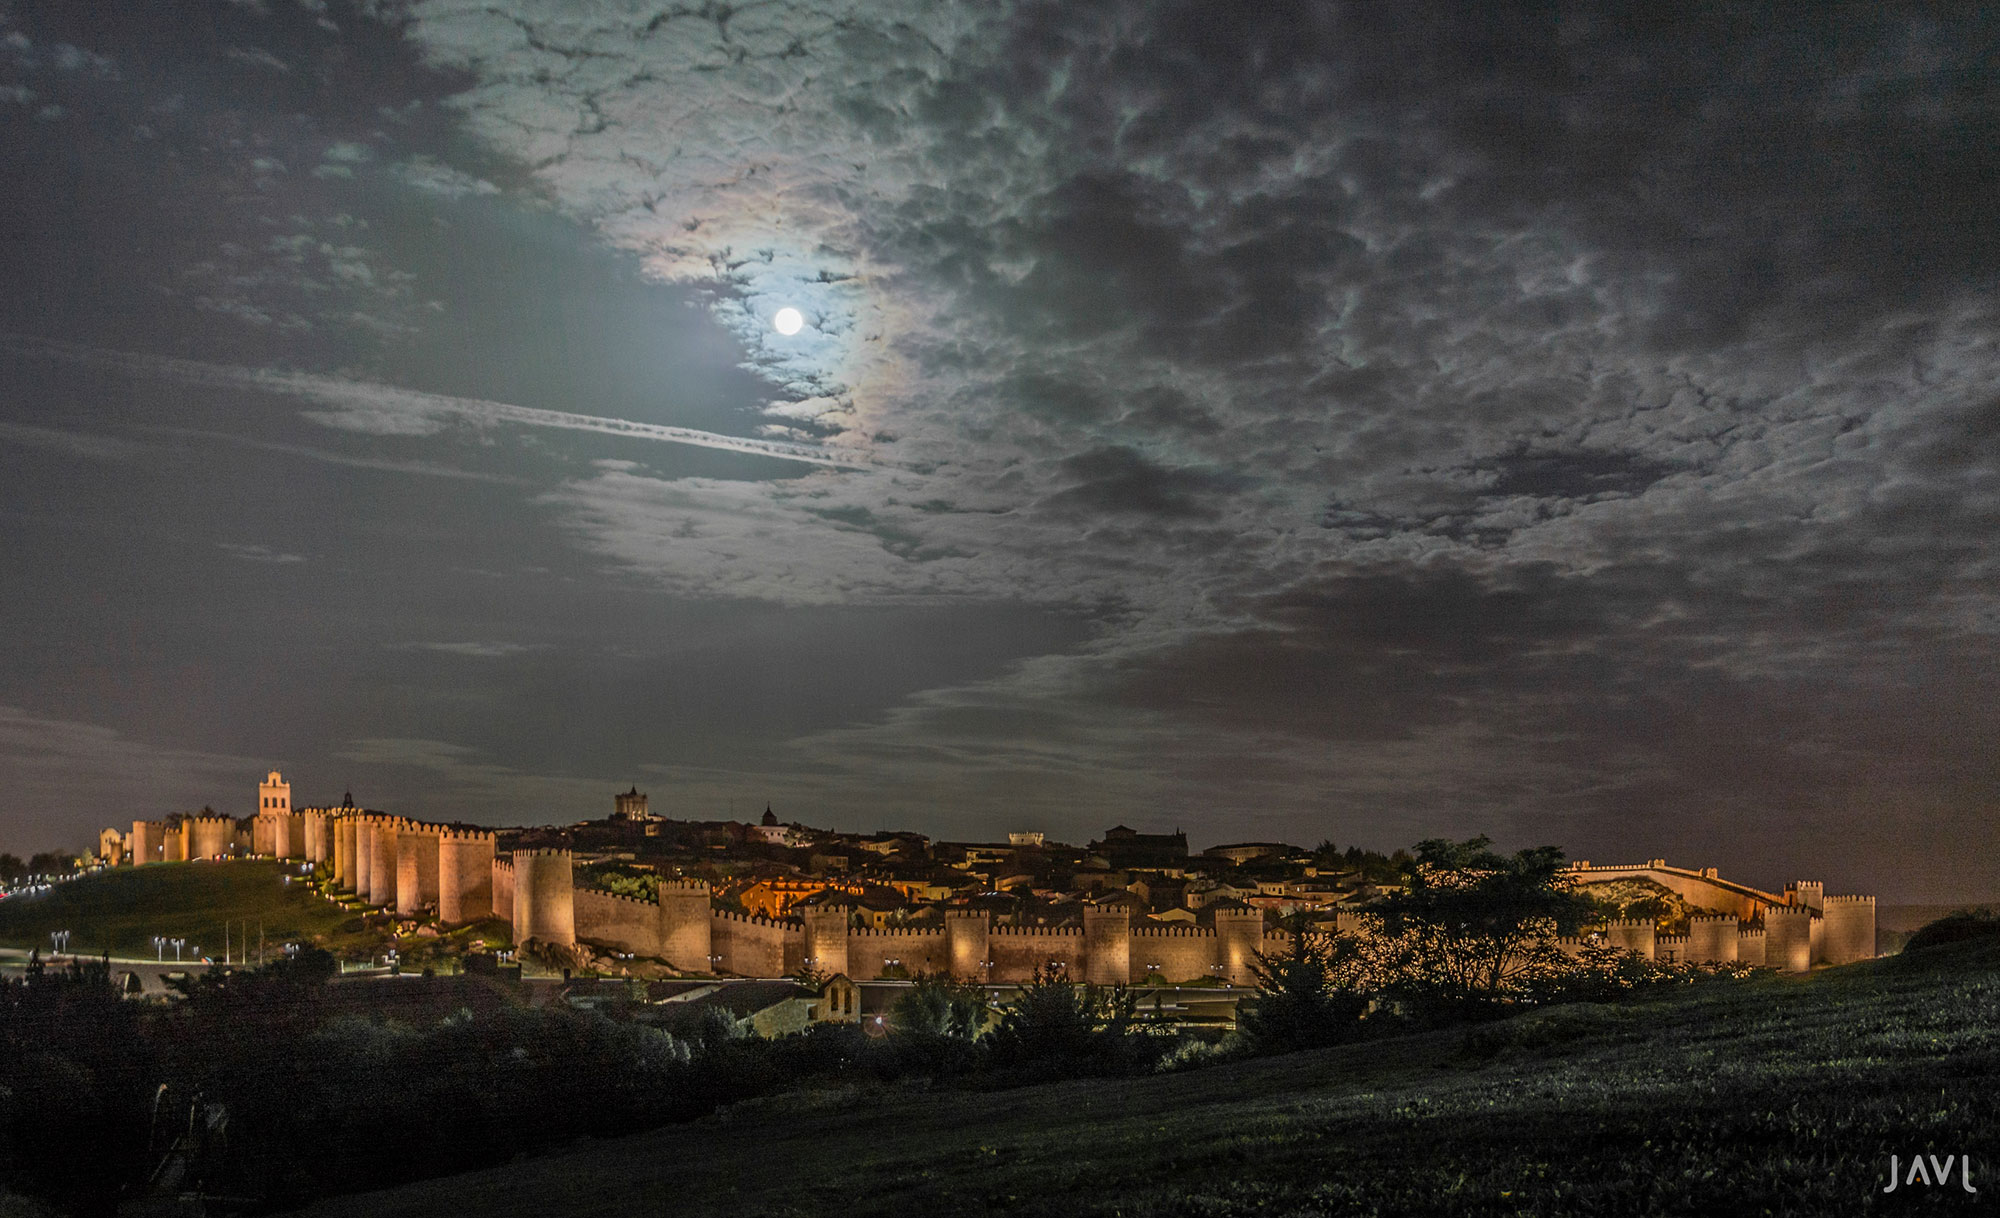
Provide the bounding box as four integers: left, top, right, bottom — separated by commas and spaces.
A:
1369, 837, 1594, 1018
889, 973, 987, 1041
986, 964, 1155, 1075
25, 851, 73, 877
0, 957, 155, 1216
1236, 918, 1370, 1054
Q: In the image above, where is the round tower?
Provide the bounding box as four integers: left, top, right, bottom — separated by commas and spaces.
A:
186, 815, 231, 860
1765, 905, 1813, 973
1212, 904, 1264, 986
1602, 918, 1657, 959
354, 816, 376, 900
1081, 900, 1132, 986
333, 816, 355, 889
1821, 895, 1875, 966
801, 905, 851, 978
1686, 914, 1739, 964
395, 826, 441, 917
163, 821, 189, 863
656, 877, 713, 973
944, 908, 990, 980
513, 849, 575, 947
303, 811, 326, 863
368, 819, 398, 908
130, 820, 163, 866
437, 830, 496, 924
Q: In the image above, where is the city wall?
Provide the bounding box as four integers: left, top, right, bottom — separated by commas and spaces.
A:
107, 785, 1877, 981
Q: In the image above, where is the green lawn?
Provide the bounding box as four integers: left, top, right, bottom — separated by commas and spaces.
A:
0, 861, 355, 961
305, 941, 2000, 1217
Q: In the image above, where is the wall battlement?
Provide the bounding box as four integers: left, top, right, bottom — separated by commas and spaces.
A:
104, 778, 1881, 982
711, 908, 793, 931
848, 925, 943, 938
575, 885, 659, 911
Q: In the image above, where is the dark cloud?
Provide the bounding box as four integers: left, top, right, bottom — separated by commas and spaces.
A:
0, 0, 1993, 899
1043, 446, 1242, 520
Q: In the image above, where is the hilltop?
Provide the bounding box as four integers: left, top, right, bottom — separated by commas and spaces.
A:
0, 861, 360, 961
299, 939, 2000, 1218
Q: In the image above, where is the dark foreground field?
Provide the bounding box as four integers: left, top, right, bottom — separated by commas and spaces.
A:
307, 942, 2000, 1218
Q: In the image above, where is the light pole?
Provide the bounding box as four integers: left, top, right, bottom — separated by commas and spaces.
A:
171, 938, 184, 962
153, 936, 165, 962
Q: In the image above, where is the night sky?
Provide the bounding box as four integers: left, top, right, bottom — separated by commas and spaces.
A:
1, 1, 1995, 901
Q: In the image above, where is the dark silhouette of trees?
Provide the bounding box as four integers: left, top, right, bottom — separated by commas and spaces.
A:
1237, 918, 1370, 1054
1371, 837, 1595, 1019
1905, 908, 2000, 953
0, 955, 155, 1216
986, 964, 1167, 1076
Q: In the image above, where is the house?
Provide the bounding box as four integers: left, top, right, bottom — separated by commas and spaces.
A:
1090, 825, 1189, 869
648, 974, 860, 1039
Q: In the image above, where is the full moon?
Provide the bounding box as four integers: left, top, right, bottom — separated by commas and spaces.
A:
773, 307, 804, 336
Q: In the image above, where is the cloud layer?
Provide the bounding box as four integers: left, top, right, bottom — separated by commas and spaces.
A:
0, 1, 1993, 896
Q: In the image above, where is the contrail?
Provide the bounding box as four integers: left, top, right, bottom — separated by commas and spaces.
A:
0, 332, 882, 470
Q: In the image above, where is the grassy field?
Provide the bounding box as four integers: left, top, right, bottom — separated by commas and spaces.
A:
305, 941, 2000, 1217
0, 861, 357, 961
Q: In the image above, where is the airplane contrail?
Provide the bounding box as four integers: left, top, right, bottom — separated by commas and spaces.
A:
0, 332, 883, 470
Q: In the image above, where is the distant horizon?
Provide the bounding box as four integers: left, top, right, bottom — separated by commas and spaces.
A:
43, 767, 2000, 909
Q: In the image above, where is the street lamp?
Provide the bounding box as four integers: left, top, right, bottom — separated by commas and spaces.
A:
153, 936, 165, 962
171, 938, 184, 962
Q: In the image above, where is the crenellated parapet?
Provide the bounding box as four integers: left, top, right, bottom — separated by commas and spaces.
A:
433, 828, 494, 924
1764, 905, 1813, 973
710, 908, 793, 931
187, 816, 235, 861
1820, 895, 1874, 966
513, 849, 575, 947
1686, 914, 1739, 964
395, 825, 442, 917
1786, 881, 1825, 913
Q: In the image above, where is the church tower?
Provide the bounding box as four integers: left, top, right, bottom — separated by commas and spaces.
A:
259, 770, 291, 817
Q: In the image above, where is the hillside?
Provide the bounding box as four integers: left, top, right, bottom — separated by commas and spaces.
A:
0, 861, 356, 960
301, 940, 2000, 1218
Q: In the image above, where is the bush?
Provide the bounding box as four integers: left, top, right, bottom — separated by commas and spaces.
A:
1904, 908, 2000, 953
1236, 926, 1370, 1054
985, 965, 1172, 1079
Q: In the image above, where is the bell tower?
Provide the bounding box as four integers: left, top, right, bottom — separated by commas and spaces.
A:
259, 770, 291, 816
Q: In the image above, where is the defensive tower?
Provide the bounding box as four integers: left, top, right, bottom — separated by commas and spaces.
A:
437, 829, 496, 923
1212, 903, 1264, 986
943, 907, 990, 980
656, 877, 713, 972
1822, 895, 1875, 966
395, 826, 441, 917
513, 849, 576, 947
1765, 905, 1813, 973
801, 904, 851, 978
1081, 899, 1132, 986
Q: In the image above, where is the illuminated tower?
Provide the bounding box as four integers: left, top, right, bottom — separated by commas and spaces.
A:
258, 771, 291, 817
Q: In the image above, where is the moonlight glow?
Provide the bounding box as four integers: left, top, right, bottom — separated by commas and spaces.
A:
772, 307, 804, 336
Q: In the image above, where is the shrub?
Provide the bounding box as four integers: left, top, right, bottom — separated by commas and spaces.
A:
1236, 925, 1370, 1055
1904, 908, 2000, 953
